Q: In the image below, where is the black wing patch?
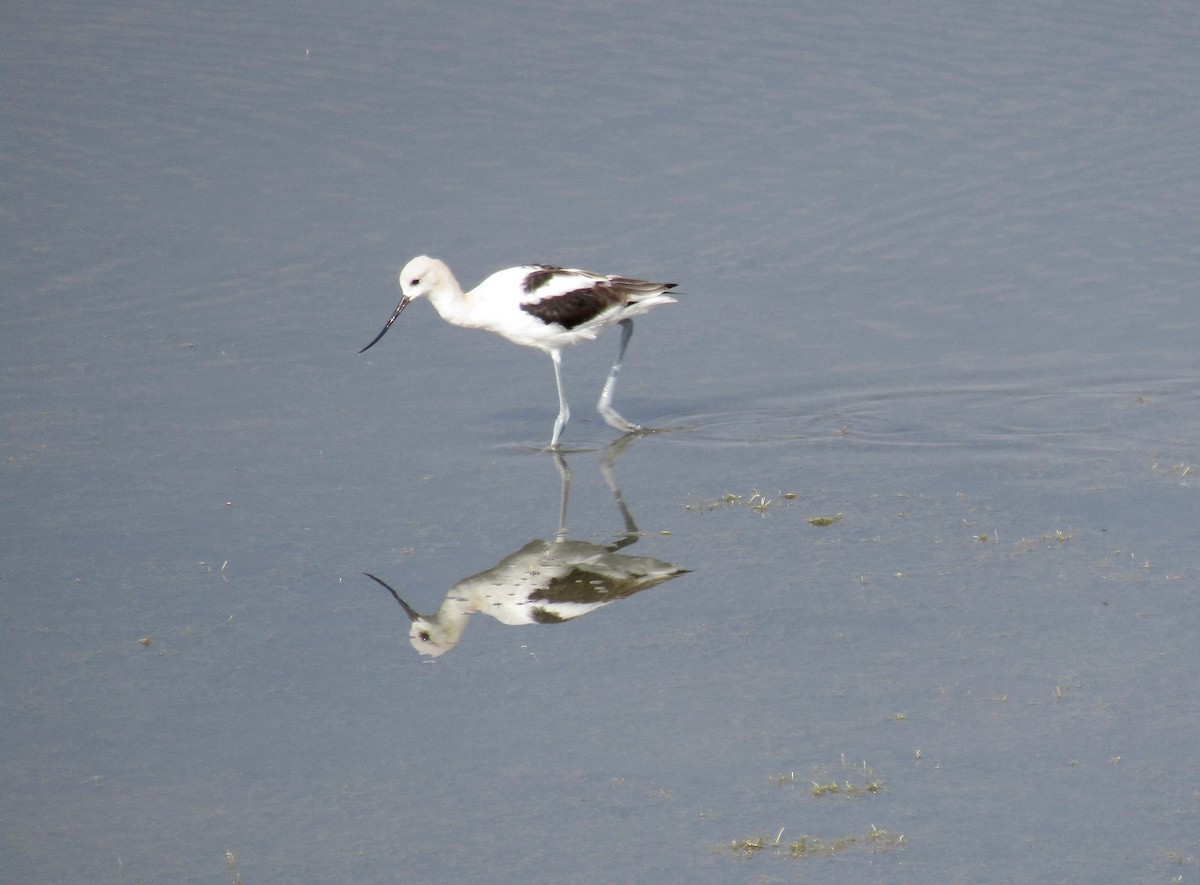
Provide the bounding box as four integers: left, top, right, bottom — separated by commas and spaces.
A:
522, 266, 567, 295
521, 276, 677, 330
522, 286, 624, 329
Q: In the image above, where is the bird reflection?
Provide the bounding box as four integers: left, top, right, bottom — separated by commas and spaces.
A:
365, 439, 689, 657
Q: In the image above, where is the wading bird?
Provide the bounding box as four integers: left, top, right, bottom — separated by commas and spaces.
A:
359, 256, 678, 447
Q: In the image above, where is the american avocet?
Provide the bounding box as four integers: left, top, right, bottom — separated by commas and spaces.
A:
359, 256, 678, 448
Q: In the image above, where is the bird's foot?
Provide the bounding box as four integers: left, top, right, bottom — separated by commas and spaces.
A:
599, 407, 640, 434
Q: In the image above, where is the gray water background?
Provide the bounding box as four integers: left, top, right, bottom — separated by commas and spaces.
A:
3, 0, 1198, 882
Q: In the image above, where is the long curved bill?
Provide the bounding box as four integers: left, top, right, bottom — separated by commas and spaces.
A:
363, 573, 420, 622
358, 296, 411, 354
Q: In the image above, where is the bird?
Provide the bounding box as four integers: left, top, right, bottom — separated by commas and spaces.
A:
359, 255, 678, 448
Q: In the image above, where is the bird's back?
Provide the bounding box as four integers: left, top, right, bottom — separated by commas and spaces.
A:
457, 264, 676, 350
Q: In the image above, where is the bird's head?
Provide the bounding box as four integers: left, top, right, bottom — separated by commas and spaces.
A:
358, 255, 450, 355
397, 255, 448, 302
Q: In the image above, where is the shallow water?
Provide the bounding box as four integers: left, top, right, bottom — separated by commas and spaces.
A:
3, 0, 1198, 882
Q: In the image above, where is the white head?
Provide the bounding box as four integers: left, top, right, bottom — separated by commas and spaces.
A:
398, 255, 453, 301
358, 255, 453, 354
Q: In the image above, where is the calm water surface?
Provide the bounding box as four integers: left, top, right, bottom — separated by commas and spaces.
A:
3, 1, 1197, 882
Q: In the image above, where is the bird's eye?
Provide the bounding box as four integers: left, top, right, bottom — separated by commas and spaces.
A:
410, 278, 420, 286
418, 631, 431, 642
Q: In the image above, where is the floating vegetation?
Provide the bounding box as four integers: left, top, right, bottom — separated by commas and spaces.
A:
808, 513, 843, 526
790, 826, 904, 857
769, 758, 887, 796
682, 489, 798, 514
805, 756, 884, 799
729, 828, 787, 857
727, 759, 900, 862
1044, 529, 1073, 544
810, 779, 882, 798
729, 826, 904, 860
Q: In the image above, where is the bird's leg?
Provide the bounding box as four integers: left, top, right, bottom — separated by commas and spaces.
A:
597, 319, 640, 433
549, 350, 570, 448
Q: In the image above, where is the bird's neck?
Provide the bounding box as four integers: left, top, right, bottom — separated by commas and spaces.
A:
430, 288, 487, 330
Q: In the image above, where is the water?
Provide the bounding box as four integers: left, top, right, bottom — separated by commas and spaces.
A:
3, 1, 1197, 882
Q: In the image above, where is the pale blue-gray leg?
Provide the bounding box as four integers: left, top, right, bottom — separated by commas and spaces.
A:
549, 350, 570, 448
597, 319, 640, 433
